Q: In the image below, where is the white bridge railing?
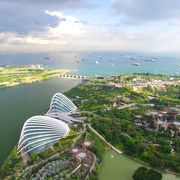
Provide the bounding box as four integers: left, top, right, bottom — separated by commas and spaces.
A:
59, 74, 86, 79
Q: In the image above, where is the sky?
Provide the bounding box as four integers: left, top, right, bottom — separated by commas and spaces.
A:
0, 0, 180, 52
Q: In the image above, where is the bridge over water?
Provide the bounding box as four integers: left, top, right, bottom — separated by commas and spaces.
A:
59, 74, 86, 79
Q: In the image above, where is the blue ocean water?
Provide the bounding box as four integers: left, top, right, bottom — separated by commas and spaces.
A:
0, 51, 179, 76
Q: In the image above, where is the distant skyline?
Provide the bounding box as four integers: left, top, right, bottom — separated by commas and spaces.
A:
1, 0, 180, 52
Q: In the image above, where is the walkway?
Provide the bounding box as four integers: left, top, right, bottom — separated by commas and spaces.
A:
88, 124, 122, 155
69, 164, 81, 176
118, 103, 136, 110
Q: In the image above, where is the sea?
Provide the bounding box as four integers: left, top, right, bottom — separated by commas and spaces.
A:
0, 51, 180, 76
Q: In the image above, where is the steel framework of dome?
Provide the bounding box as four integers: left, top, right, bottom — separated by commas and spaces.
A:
49, 93, 77, 114
17, 116, 70, 156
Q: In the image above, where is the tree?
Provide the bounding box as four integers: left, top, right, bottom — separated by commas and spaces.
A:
133, 167, 162, 180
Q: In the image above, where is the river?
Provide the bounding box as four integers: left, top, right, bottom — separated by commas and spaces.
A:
0, 77, 80, 165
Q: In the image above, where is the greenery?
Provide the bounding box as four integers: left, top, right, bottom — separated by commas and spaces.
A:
0, 66, 71, 88
1, 73, 179, 179
86, 130, 106, 180
0, 130, 76, 179
133, 167, 162, 180
66, 74, 180, 174
88, 129, 106, 163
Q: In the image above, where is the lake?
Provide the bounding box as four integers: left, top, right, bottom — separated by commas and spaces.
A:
99, 150, 180, 180
0, 77, 80, 165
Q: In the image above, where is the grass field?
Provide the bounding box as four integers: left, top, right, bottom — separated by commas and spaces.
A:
0, 67, 72, 88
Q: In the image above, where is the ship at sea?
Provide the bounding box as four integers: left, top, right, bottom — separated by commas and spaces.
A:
96, 60, 99, 64
132, 62, 140, 66
0, 51, 179, 76
130, 57, 136, 61
145, 59, 155, 62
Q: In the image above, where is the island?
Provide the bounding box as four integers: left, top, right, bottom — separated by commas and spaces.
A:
0, 73, 179, 179
0, 65, 73, 88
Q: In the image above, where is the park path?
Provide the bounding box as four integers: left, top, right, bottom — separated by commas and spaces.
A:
87, 103, 137, 154
118, 103, 136, 110
88, 124, 122, 155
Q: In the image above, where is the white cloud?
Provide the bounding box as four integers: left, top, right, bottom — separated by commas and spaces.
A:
45, 10, 85, 36
1, 10, 180, 52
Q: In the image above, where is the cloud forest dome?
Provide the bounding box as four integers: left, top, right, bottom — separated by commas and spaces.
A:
17, 116, 70, 156
49, 93, 77, 114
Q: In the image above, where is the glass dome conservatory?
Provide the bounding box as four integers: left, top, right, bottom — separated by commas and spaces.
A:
17, 116, 70, 156
49, 93, 77, 114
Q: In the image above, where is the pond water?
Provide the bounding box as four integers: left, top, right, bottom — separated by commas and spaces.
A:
99, 150, 179, 180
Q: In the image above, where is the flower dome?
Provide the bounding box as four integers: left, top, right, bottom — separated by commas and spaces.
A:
17, 116, 70, 156
49, 93, 77, 114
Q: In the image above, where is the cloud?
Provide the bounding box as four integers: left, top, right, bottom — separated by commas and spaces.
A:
1, 10, 180, 53
112, 0, 180, 22
0, 10, 115, 52
0, 0, 93, 34
0, 1, 180, 52
45, 10, 89, 36
0, 0, 92, 7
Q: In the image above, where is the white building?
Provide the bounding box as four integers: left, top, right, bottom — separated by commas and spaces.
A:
17, 116, 70, 156
48, 93, 77, 115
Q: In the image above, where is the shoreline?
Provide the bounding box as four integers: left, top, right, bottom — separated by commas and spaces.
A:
120, 150, 180, 177
0, 68, 73, 89
0, 75, 79, 168
99, 149, 180, 180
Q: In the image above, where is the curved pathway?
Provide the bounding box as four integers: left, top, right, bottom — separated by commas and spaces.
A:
88, 124, 122, 154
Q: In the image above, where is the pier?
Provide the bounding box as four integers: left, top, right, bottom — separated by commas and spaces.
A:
59, 74, 86, 79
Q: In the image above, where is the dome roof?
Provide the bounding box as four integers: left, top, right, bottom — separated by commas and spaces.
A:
17, 116, 70, 156
49, 93, 77, 114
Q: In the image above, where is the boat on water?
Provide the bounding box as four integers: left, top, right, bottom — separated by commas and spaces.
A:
145, 59, 155, 62
111, 64, 114, 67
81, 58, 86, 61
151, 57, 158, 59
96, 60, 99, 64
44, 56, 50, 60
76, 59, 80, 63
132, 62, 140, 66
130, 57, 136, 60
178, 65, 180, 67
